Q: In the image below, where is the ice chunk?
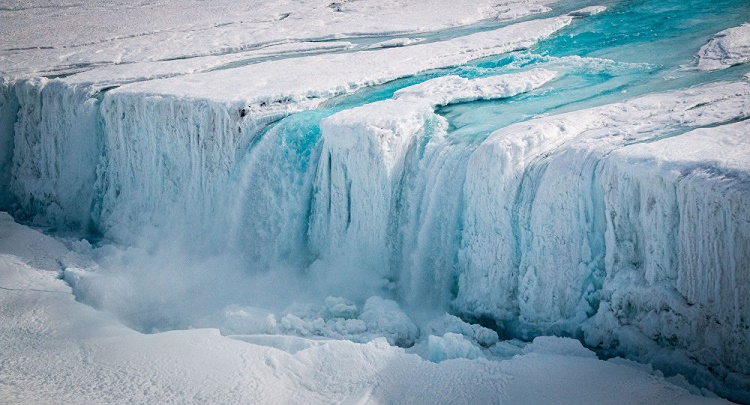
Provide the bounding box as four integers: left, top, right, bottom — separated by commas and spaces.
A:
359, 296, 418, 347
423, 314, 499, 347
697, 23, 750, 70
326, 318, 368, 335
522, 336, 597, 359
568, 6, 607, 17
281, 314, 327, 336
219, 306, 279, 335
324, 296, 359, 319
427, 333, 483, 362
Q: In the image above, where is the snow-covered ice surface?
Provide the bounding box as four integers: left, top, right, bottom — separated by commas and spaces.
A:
2, 0, 750, 403
697, 23, 750, 71
0, 0, 555, 79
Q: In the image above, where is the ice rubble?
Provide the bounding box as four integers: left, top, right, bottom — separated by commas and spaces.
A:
0, 212, 729, 403
697, 23, 750, 71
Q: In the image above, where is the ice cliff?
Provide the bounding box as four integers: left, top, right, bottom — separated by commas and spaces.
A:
2, 2, 750, 402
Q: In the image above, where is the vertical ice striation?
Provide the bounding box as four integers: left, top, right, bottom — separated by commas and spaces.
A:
9, 79, 100, 230
0, 79, 18, 210
588, 120, 750, 382
456, 81, 750, 333
310, 98, 438, 282
97, 91, 243, 245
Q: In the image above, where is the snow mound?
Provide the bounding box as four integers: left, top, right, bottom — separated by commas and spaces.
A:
392, 68, 557, 106
368, 38, 425, 49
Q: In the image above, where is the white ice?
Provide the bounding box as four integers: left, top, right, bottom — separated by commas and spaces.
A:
697, 23, 750, 70
0, 0, 554, 79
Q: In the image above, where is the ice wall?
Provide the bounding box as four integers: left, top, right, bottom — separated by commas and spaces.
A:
589, 121, 750, 387
7, 79, 100, 230
457, 81, 750, 328
454, 82, 750, 393
1, 15, 575, 245
96, 92, 245, 245
0, 79, 18, 209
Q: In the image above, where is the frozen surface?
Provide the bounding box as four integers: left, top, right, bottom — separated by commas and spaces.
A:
0, 0, 555, 79
0, 213, 729, 404
2, 0, 750, 403
108, 15, 573, 103
697, 23, 750, 71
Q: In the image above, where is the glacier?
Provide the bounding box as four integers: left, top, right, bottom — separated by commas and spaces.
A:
2, 0, 750, 403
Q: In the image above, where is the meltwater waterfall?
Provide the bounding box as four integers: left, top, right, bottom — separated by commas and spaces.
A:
2, 0, 750, 401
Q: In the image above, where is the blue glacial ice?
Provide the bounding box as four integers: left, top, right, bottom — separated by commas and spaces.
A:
2, 0, 750, 401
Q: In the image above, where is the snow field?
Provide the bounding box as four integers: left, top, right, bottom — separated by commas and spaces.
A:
0, 0, 555, 79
